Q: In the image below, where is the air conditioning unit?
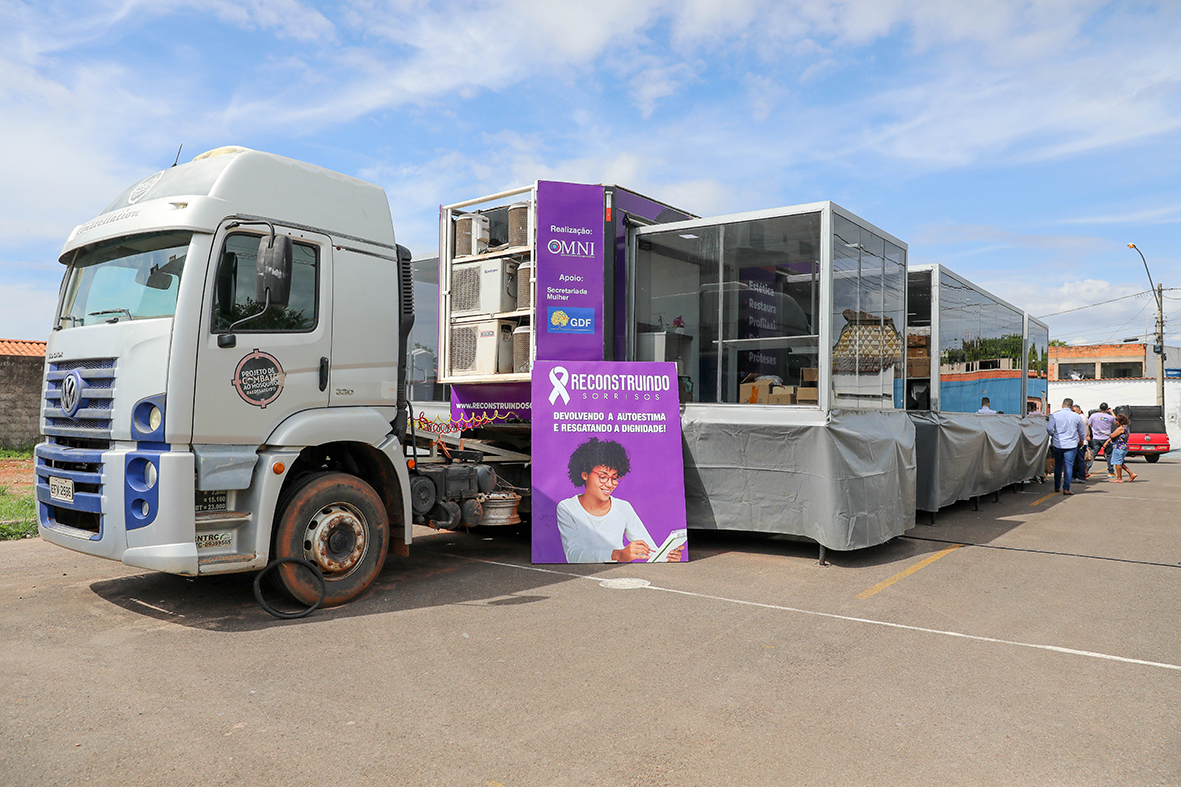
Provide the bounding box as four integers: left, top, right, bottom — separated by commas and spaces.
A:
451, 259, 518, 316
450, 320, 515, 376
455, 214, 490, 257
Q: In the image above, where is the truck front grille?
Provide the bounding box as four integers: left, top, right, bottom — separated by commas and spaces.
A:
43, 357, 117, 439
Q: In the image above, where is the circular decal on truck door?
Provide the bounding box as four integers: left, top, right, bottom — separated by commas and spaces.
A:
232, 349, 286, 408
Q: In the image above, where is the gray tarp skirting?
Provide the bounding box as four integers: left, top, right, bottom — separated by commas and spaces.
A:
908, 412, 1049, 513
680, 407, 916, 551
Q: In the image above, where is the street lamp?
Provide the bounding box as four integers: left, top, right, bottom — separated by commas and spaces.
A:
1127, 243, 1165, 407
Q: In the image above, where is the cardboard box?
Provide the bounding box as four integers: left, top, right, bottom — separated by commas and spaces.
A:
801, 368, 819, 384
767, 387, 797, 405
908, 358, 930, 378
796, 387, 819, 404
739, 380, 776, 403
906, 347, 930, 359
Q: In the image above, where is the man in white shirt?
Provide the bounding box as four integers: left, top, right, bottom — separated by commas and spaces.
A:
977, 397, 997, 414
1046, 398, 1087, 494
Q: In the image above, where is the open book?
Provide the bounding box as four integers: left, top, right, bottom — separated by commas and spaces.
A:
646, 528, 687, 562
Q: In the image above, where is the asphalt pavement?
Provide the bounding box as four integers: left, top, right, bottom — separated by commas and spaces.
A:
2, 454, 1179, 786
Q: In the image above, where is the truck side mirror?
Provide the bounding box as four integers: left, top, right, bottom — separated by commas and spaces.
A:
256, 235, 293, 309
216, 252, 238, 321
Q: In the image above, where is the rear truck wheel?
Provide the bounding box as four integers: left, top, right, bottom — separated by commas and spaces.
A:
274, 472, 389, 607
1145, 454, 1160, 463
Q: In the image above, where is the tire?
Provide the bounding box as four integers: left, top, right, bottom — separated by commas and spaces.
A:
273, 472, 389, 607
1144, 454, 1160, 463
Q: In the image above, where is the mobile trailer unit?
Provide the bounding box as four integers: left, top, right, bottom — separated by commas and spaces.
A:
904, 264, 1050, 516
433, 190, 918, 554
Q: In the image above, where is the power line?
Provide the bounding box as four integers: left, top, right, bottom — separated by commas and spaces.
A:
1037, 287, 1180, 319
1037, 290, 1152, 319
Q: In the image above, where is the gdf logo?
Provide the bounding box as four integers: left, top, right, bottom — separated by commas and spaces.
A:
547, 306, 594, 334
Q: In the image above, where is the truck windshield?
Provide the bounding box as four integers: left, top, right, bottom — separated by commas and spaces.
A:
60, 231, 193, 328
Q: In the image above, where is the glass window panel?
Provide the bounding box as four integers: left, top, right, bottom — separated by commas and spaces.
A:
720, 213, 820, 401
213, 233, 318, 332
938, 272, 972, 412
885, 242, 907, 408
1100, 361, 1143, 379
831, 217, 903, 409
1027, 321, 1049, 413
634, 228, 721, 402
410, 256, 446, 401
1059, 362, 1096, 380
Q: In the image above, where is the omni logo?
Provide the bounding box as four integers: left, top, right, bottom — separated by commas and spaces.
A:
546, 237, 596, 258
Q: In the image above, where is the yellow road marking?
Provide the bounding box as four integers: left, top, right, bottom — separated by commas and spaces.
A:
857, 544, 962, 600
1031, 491, 1059, 506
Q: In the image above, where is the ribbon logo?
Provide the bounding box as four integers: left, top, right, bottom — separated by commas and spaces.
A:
549, 366, 570, 405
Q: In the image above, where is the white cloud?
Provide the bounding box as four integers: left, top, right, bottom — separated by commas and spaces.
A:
1057, 204, 1181, 226
0, 278, 60, 341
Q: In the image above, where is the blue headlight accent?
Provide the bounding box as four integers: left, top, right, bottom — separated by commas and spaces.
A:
124, 451, 162, 530
131, 394, 166, 442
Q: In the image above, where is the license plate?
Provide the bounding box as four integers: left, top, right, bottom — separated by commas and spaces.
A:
49, 476, 74, 504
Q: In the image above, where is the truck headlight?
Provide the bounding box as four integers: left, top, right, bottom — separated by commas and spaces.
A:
127, 456, 159, 491
132, 395, 166, 441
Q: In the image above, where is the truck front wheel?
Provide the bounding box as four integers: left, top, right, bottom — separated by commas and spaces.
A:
274, 472, 389, 606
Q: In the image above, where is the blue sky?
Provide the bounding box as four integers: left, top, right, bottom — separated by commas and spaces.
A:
3, 0, 1179, 345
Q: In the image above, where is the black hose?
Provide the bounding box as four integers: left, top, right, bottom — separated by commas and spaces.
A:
253, 557, 325, 619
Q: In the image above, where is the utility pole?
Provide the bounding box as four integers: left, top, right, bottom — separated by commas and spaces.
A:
1156, 282, 1165, 408
1128, 244, 1165, 408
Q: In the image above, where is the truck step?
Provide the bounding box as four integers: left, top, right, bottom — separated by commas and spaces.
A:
195, 510, 252, 525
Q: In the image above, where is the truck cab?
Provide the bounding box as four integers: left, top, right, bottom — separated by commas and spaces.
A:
37, 146, 415, 605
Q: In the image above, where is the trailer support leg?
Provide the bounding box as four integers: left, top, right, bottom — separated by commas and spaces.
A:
818, 544, 827, 566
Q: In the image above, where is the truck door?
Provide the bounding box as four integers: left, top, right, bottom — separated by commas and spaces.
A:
193, 226, 333, 444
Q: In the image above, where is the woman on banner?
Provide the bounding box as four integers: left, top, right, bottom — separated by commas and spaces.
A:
557, 437, 684, 563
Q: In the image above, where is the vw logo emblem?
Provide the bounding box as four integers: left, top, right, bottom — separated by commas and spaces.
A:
61, 371, 84, 419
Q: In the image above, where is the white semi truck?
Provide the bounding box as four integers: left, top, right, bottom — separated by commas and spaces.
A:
36, 146, 496, 608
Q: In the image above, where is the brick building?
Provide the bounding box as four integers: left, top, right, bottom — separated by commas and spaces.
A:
1048, 341, 1181, 450
0, 339, 47, 449
1049, 342, 1170, 381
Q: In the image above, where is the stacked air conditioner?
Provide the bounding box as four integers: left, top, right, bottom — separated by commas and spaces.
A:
451, 259, 518, 316
450, 321, 515, 376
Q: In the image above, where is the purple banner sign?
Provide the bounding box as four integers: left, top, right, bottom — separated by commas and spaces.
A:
535, 181, 605, 362
450, 382, 531, 425
531, 360, 688, 564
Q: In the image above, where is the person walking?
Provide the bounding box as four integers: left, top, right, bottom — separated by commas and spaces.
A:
1072, 404, 1090, 483
1087, 402, 1118, 478
1047, 398, 1087, 495
1102, 414, 1137, 483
